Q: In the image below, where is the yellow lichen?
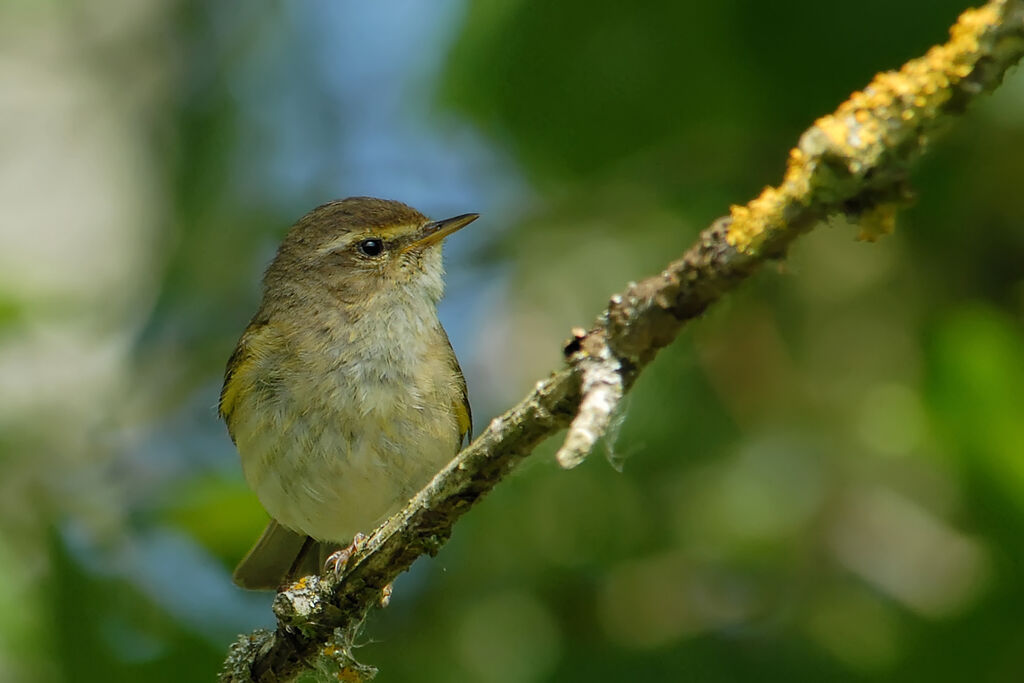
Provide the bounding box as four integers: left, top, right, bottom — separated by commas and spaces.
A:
857, 203, 901, 242
726, 0, 1014, 254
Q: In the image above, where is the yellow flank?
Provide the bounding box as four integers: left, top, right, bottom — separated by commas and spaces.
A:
725, 0, 1016, 255
218, 355, 252, 427
219, 322, 285, 430
454, 398, 472, 443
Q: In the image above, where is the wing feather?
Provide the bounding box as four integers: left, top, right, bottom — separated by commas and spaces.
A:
440, 325, 472, 446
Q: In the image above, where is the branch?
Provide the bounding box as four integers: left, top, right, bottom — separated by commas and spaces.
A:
221, 2, 1024, 680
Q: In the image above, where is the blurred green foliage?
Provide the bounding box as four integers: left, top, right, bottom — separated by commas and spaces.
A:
0, 0, 1022, 682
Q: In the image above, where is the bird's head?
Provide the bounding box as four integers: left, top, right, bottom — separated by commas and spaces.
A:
263, 197, 478, 308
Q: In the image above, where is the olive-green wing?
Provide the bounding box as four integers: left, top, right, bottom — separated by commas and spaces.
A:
440, 326, 472, 446
219, 319, 269, 437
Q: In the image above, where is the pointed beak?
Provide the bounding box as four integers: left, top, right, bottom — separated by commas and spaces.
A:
403, 213, 479, 253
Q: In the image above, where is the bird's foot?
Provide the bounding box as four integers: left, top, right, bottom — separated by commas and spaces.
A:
324, 532, 367, 579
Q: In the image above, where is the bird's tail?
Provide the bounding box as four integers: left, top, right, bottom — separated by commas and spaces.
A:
232, 519, 330, 590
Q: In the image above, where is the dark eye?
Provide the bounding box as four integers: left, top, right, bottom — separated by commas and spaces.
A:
357, 238, 384, 256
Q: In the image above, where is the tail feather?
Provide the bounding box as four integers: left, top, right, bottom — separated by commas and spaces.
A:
233, 520, 329, 590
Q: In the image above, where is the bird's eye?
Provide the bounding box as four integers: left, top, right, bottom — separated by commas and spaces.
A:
357, 238, 384, 257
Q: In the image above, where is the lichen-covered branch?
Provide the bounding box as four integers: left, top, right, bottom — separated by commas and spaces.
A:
220, 2, 1024, 680
555, 329, 624, 469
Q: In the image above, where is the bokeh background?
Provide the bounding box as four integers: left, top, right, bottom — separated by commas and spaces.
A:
2, 1, 1023, 681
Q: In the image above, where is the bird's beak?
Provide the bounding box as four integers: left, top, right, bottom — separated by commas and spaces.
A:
403, 213, 479, 253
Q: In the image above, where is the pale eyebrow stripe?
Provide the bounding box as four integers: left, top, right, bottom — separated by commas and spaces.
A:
315, 224, 418, 254
316, 234, 357, 254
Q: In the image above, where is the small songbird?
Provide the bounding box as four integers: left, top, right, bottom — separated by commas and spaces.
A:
220, 197, 476, 590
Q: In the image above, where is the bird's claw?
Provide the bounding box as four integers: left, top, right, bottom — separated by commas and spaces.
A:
324, 532, 367, 579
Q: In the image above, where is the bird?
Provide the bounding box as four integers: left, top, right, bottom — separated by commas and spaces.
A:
219, 196, 475, 590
